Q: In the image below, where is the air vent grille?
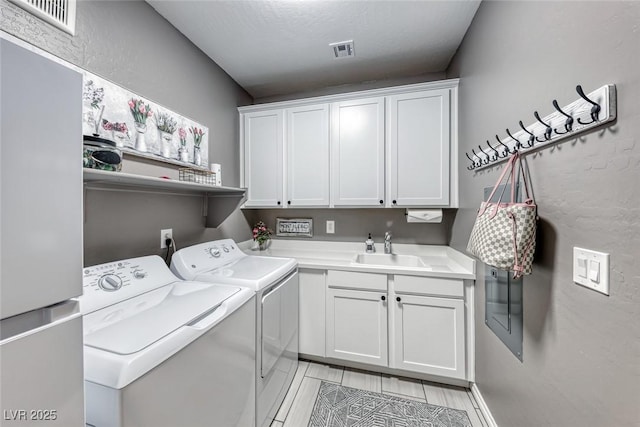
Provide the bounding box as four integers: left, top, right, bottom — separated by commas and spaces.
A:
8, 0, 76, 35
329, 40, 355, 59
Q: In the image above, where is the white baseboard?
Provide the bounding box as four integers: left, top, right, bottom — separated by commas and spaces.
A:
471, 383, 498, 427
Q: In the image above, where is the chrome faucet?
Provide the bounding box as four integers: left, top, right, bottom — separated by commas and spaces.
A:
384, 232, 392, 254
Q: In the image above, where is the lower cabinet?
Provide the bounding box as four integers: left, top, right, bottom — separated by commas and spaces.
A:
299, 268, 468, 381
325, 287, 388, 367
390, 294, 466, 379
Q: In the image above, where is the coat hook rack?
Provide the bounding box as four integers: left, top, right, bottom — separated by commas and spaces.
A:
466, 84, 616, 171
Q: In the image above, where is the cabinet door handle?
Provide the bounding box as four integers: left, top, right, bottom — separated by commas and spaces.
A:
379, 200, 384, 204
381, 295, 386, 301
287, 201, 291, 205
392, 200, 397, 205
396, 296, 401, 302
277, 201, 281, 205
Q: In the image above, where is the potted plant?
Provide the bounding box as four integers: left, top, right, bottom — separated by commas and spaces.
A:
178, 127, 189, 162
128, 98, 153, 152
189, 126, 205, 166
252, 221, 273, 250
155, 111, 178, 158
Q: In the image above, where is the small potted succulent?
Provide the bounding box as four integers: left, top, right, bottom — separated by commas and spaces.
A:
252, 221, 273, 250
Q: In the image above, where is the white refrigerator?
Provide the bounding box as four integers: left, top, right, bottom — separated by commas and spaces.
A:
0, 37, 85, 426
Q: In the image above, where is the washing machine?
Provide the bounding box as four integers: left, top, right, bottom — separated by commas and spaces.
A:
171, 239, 298, 427
79, 255, 256, 427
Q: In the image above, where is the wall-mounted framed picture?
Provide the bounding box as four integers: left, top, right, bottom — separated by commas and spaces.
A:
276, 218, 313, 237
82, 71, 209, 170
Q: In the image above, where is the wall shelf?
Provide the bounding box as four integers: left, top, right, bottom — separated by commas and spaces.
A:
83, 169, 246, 196
84, 169, 246, 228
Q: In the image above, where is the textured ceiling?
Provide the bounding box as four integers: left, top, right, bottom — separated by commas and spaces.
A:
147, 1, 481, 99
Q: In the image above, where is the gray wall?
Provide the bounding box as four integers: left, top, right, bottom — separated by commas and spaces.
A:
0, 0, 253, 265
243, 209, 454, 245
447, 1, 640, 426
254, 72, 446, 104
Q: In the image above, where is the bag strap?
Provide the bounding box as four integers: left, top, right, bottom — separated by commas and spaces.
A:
479, 153, 519, 216
515, 155, 534, 203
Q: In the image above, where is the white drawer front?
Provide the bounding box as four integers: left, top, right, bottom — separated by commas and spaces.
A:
394, 275, 463, 298
327, 270, 387, 291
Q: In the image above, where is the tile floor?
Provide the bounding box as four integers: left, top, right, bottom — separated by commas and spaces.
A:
271, 360, 489, 427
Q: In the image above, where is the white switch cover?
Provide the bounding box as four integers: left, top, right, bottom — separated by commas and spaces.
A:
573, 247, 609, 295
326, 220, 335, 234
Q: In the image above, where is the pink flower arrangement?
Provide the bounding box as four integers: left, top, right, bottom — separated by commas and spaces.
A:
128, 98, 153, 124
252, 221, 272, 244
102, 120, 129, 135
189, 126, 205, 147
178, 128, 187, 146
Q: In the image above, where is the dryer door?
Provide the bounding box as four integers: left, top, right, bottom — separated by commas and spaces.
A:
261, 271, 298, 378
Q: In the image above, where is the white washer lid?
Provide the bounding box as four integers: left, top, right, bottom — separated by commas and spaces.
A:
84, 282, 239, 355
197, 256, 297, 291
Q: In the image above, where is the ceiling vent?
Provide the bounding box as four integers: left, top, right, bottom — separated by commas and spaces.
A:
330, 40, 355, 59
8, 0, 76, 35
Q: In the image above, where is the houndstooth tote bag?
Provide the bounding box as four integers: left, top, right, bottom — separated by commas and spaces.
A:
467, 153, 537, 279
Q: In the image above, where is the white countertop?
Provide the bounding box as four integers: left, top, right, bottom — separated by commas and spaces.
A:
238, 239, 476, 280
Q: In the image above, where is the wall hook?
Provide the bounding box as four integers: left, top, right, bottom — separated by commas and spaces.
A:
465, 151, 478, 170
516, 122, 535, 148
486, 141, 500, 161
497, 134, 516, 155
552, 99, 574, 134
472, 148, 489, 165
534, 111, 553, 142
576, 84, 601, 124
505, 127, 528, 149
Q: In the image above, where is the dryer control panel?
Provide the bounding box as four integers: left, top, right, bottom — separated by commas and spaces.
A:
171, 239, 246, 280
80, 255, 179, 314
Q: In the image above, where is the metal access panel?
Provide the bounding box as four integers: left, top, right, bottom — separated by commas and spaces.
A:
483, 183, 524, 361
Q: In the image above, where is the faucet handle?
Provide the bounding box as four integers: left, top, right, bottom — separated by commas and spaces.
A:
385, 231, 391, 240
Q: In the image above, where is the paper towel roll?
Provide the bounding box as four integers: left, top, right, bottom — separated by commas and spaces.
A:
406, 209, 443, 223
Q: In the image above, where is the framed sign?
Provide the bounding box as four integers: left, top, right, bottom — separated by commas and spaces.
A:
276, 218, 313, 237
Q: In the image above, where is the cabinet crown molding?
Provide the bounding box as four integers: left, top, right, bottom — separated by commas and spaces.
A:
239, 79, 459, 113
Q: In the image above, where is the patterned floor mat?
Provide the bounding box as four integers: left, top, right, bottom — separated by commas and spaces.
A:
308, 381, 472, 427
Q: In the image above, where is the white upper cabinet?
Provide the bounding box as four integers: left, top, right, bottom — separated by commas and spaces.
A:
331, 97, 385, 207
387, 89, 451, 206
286, 104, 330, 207
243, 110, 284, 207
239, 79, 458, 209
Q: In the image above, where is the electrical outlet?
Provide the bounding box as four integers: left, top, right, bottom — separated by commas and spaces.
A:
161, 229, 173, 249
326, 220, 335, 234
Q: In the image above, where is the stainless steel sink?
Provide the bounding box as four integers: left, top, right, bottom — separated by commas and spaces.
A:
353, 253, 426, 268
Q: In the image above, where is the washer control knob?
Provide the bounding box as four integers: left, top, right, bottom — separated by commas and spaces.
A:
99, 274, 122, 291
223, 246, 230, 253
210, 247, 221, 258
133, 269, 146, 279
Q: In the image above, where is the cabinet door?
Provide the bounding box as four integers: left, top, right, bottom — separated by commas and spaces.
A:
243, 110, 284, 207
286, 104, 330, 206
387, 89, 450, 206
1, 39, 83, 318
331, 97, 385, 206
298, 269, 326, 357
326, 288, 387, 366
391, 294, 465, 379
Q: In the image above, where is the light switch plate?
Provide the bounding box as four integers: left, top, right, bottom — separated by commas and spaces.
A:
573, 247, 609, 295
